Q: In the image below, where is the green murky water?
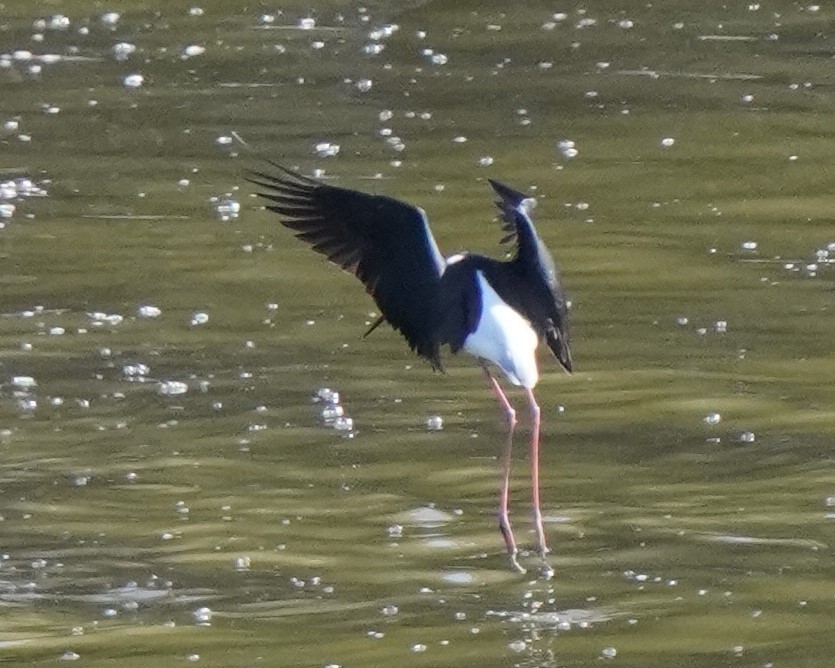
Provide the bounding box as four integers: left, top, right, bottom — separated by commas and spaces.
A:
1, 1, 833, 666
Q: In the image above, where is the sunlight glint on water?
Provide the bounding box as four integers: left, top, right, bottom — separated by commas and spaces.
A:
0, 1, 832, 666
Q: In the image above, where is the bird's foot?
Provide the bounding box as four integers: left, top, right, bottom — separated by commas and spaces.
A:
508, 550, 526, 574
532, 512, 549, 559
499, 513, 525, 573
538, 560, 555, 580
535, 538, 553, 578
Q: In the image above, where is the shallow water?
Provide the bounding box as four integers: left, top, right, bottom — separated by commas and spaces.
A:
1, 1, 834, 666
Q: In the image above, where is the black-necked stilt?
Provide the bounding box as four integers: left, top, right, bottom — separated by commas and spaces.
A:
249, 164, 572, 572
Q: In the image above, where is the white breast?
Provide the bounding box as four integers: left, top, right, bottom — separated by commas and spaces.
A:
463, 271, 539, 388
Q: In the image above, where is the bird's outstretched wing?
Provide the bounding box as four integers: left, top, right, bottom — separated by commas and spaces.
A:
487, 179, 572, 373
248, 164, 446, 367
487, 179, 556, 282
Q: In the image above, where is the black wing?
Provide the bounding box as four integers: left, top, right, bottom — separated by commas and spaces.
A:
248, 164, 446, 367
488, 179, 572, 373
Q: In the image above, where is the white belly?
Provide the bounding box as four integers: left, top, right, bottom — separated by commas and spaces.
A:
463, 271, 539, 388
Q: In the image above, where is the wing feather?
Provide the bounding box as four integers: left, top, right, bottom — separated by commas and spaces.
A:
249, 164, 446, 367
487, 179, 572, 373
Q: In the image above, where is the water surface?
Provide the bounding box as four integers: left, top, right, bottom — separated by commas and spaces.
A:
1, 1, 833, 666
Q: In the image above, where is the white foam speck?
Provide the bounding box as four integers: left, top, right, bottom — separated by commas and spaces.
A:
123, 73, 143, 88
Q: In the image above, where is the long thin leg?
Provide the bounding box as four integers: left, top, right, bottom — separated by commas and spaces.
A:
524, 387, 548, 557
483, 367, 525, 573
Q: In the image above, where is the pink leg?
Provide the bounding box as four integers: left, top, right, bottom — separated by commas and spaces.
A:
525, 387, 548, 557
484, 368, 525, 573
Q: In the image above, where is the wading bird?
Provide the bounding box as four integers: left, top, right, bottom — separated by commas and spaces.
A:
249, 164, 572, 572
